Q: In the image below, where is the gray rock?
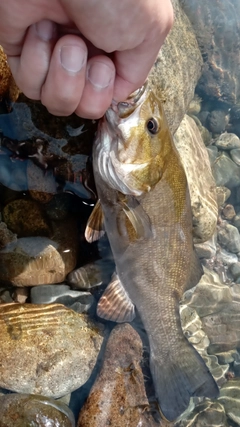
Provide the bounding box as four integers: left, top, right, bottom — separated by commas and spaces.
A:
218, 379, 240, 425
230, 148, 240, 165
194, 233, 217, 259
218, 223, 240, 253
216, 186, 231, 207
207, 145, 219, 165
30, 284, 95, 313
212, 153, 240, 189
216, 248, 238, 267
229, 262, 240, 281
233, 212, 240, 229
177, 400, 228, 427
67, 263, 103, 290
215, 133, 240, 150
207, 110, 228, 134
0, 303, 104, 397
0, 393, 75, 427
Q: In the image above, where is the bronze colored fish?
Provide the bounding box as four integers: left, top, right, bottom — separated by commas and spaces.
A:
85, 83, 219, 421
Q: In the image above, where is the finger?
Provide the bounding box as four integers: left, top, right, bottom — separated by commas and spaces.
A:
75, 55, 115, 119
41, 35, 88, 116
7, 20, 57, 100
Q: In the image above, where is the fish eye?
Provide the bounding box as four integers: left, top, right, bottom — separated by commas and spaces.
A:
146, 118, 159, 135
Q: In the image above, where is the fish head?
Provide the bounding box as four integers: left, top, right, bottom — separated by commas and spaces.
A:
94, 82, 172, 196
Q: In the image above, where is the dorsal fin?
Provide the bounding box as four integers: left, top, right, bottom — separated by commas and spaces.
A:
97, 273, 136, 323
85, 200, 105, 243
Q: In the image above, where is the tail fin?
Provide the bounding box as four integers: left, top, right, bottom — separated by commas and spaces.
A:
150, 338, 219, 421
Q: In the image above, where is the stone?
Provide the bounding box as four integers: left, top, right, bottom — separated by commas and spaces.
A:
215, 133, 240, 150
206, 110, 228, 134
27, 160, 57, 203
2, 199, 50, 237
194, 233, 217, 259
217, 223, 240, 253
233, 212, 240, 229
207, 146, 219, 165
13, 287, 29, 303
229, 262, 240, 281
174, 115, 218, 242
216, 248, 238, 267
148, 0, 202, 135
187, 94, 202, 115
222, 204, 236, 220
30, 284, 95, 313
230, 148, 240, 166
216, 186, 231, 208
218, 379, 240, 425
212, 153, 240, 189
0, 46, 19, 101
78, 323, 159, 427
0, 219, 78, 286
177, 401, 228, 427
67, 263, 103, 289
0, 393, 75, 427
0, 303, 104, 397
0, 221, 17, 249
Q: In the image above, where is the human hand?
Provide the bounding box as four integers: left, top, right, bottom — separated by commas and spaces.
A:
0, 0, 173, 119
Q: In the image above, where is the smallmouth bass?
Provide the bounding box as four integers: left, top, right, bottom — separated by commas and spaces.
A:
85, 83, 219, 421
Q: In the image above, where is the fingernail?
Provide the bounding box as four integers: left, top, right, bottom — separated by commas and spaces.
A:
60, 45, 86, 73
35, 20, 56, 41
87, 62, 114, 90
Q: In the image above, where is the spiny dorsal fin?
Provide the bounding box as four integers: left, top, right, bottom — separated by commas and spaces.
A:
97, 273, 136, 323
120, 196, 153, 240
85, 199, 105, 243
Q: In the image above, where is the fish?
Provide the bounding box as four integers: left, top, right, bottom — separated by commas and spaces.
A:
85, 82, 219, 421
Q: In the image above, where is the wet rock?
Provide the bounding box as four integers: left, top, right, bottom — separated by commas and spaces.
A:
30, 283, 95, 313
67, 263, 103, 290
222, 204, 236, 220
174, 115, 218, 242
216, 349, 239, 365
215, 133, 240, 150
149, 0, 202, 134
0, 393, 75, 427
218, 223, 240, 253
194, 233, 217, 259
0, 287, 13, 303
230, 148, 240, 166
176, 400, 228, 427
78, 323, 159, 427
27, 160, 57, 203
233, 212, 240, 230
13, 286, 29, 303
45, 193, 71, 221
229, 262, 240, 281
0, 219, 78, 286
216, 248, 238, 267
180, 0, 240, 105
206, 110, 228, 134
212, 153, 240, 189
187, 94, 202, 115
216, 186, 231, 208
0, 303, 104, 397
2, 199, 50, 237
218, 379, 240, 425
0, 221, 17, 249
207, 146, 219, 165
0, 45, 19, 101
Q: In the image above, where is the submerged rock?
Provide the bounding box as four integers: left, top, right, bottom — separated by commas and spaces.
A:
0, 393, 75, 427
174, 115, 218, 242
0, 303, 104, 397
218, 379, 240, 425
176, 400, 228, 427
78, 323, 159, 427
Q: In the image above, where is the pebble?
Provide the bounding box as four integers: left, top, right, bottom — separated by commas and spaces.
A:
27, 160, 57, 204
0, 393, 75, 427
67, 263, 103, 289
230, 148, 240, 165
217, 223, 240, 253
229, 262, 240, 280
78, 323, 159, 427
174, 115, 218, 242
216, 248, 238, 267
216, 186, 231, 208
194, 233, 217, 259
215, 132, 240, 150
212, 153, 240, 189
233, 212, 240, 229
207, 145, 219, 165
0, 303, 104, 397
30, 283, 95, 313
206, 110, 228, 134
222, 204, 236, 220
0, 221, 17, 249
13, 287, 29, 303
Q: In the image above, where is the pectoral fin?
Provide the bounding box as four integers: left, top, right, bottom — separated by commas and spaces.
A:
85, 199, 105, 243
97, 273, 136, 323
120, 197, 153, 240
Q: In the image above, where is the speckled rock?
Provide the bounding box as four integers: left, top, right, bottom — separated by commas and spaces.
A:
78, 323, 159, 427
206, 110, 228, 134
67, 263, 103, 289
216, 186, 231, 208
174, 115, 218, 242
0, 219, 78, 286
215, 133, 240, 150
148, 0, 202, 134
0, 303, 104, 397
222, 204, 236, 220
0, 393, 75, 427
177, 400, 228, 427
2, 198, 50, 237
27, 160, 57, 203
0, 45, 19, 101
194, 233, 217, 259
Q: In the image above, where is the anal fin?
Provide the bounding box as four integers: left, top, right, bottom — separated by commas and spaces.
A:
97, 273, 136, 323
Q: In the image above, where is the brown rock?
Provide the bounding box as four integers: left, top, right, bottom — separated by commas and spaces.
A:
2, 199, 50, 237
0, 303, 104, 397
0, 221, 17, 249
27, 160, 57, 203
78, 323, 160, 427
0, 46, 19, 101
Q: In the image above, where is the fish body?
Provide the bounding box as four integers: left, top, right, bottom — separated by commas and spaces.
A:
88, 84, 219, 421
